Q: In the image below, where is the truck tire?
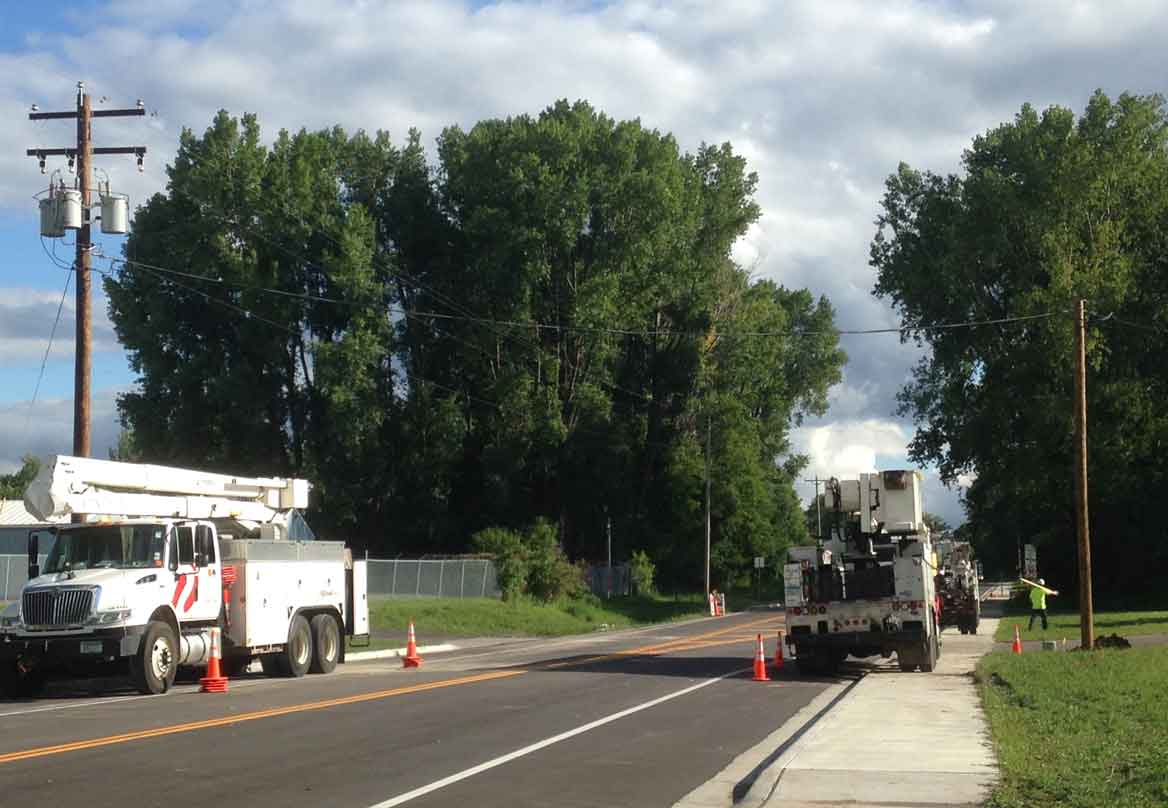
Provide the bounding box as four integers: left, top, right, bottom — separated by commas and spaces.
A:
130, 620, 179, 695
309, 614, 340, 674
281, 614, 313, 678
897, 645, 919, 671
0, 662, 47, 699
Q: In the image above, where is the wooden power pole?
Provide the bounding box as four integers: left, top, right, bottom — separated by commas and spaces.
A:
1074, 299, 1095, 651
705, 413, 712, 596
27, 82, 146, 459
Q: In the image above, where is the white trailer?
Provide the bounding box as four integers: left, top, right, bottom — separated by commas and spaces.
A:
784, 470, 940, 674
0, 455, 368, 697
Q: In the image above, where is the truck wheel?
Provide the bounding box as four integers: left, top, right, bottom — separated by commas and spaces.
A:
309, 614, 340, 674
897, 646, 918, 672
130, 620, 178, 695
282, 614, 313, 678
0, 662, 47, 699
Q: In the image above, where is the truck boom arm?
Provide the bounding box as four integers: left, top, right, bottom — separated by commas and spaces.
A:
24, 455, 310, 525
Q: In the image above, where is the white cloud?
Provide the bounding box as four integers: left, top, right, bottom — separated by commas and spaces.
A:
0, 286, 120, 362
792, 418, 909, 481
0, 387, 125, 472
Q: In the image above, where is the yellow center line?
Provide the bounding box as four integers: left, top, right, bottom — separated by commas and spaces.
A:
544, 615, 782, 669
0, 614, 784, 765
0, 669, 524, 765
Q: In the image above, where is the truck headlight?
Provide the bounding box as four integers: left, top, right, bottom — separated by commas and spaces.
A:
0, 616, 19, 629
90, 609, 133, 626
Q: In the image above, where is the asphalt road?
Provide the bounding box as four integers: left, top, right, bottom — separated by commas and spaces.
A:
0, 611, 835, 808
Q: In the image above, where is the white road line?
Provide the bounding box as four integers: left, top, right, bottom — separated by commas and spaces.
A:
366, 666, 749, 808
0, 692, 161, 718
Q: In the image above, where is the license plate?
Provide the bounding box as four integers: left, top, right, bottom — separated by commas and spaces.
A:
80, 640, 103, 654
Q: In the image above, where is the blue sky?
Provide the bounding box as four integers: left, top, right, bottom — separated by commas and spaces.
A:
3, 0, 1167, 527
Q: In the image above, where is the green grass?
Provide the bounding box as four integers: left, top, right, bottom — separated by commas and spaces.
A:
977, 647, 1168, 808
366, 593, 709, 638
994, 610, 1168, 642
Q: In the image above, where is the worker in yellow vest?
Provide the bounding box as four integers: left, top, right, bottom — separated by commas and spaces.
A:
1027, 578, 1058, 630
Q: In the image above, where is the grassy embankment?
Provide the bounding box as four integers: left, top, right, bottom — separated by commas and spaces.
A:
978, 646, 1168, 808
355, 593, 710, 649
994, 610, 1168, 642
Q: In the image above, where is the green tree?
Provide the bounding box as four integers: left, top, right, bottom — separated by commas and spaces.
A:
0, 455, 40, 501
923, 513, 951, 535
108, 101, 846, 589
871, 90, 1168, 599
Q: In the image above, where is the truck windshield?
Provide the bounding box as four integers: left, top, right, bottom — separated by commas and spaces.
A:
42, 525, 166, 573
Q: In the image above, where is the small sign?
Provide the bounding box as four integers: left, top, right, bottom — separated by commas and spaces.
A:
754, 556, 765, 569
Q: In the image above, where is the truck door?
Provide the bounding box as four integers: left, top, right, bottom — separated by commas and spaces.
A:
191, 523, 222, 622
168, 523, 220, 623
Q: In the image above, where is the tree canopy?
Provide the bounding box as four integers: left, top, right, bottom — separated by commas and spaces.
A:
871, 90, 1168, 599
0, 455, 40, 501
106, 100, 845, 589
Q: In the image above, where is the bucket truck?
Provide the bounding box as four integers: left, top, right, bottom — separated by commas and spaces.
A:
0, 456, 369, 697
935, 539, 981, 634
783, 470, 940, 674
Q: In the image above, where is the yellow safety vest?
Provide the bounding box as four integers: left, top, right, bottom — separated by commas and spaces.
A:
1029, 586, 1046, 610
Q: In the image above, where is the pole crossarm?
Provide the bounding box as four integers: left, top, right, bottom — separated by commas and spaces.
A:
27, 147, 146, 157
30, 108, 144, 120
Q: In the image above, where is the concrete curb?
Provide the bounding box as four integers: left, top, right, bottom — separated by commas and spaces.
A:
347, 643, 459, 662
670, 678, 858, 808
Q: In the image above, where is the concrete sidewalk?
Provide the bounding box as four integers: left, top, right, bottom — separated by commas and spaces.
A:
757, 619, 1001, 807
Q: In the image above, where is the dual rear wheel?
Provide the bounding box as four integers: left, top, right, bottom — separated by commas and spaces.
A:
260, 613, 340, 678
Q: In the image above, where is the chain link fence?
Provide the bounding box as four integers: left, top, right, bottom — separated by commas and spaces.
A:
0, 555, 45, 602
583, 564, 631, 597
367, 558, 500, 599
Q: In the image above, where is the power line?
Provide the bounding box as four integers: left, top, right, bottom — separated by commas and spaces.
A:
99, 252, 1063, 340
25, 270, 73, 435
89, 262, 501, 411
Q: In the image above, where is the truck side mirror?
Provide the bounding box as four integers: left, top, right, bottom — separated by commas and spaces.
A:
196, 525, 215, 567
27, 530, 48, 580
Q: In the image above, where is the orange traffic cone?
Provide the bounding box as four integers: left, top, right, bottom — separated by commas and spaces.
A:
773, 630, 784, 673
752, 633, 770, 682
402, 620, 423, 668
200, 627, 228, 693
1012, 625, 1023, 655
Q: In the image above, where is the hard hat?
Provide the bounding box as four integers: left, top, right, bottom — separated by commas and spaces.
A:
1038, 578, 1045, 585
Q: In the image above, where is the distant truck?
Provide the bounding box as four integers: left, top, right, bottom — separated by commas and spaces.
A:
935, 539, 980, 635
0, 455, 369, 697
784, 470, 940, 674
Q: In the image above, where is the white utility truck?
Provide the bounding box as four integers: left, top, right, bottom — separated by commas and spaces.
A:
0, 455, 369, 697
936, 539, 981, 635
784, 470, 940, 674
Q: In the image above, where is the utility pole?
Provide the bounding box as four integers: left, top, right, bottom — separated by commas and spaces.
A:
705, 413, 712, 596
27, 82, 146, 459
605, 513, 613, 598
1073, 299, 1095, 651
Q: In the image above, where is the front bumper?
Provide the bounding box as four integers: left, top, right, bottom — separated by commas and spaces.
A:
0, 625, 146, 666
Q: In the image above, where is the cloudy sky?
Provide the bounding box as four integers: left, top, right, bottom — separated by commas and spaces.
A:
2, 0, 1166, 526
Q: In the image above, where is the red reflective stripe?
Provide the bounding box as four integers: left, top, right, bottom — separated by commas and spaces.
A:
183, 574, 199, 612
172, 574, 187, 608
